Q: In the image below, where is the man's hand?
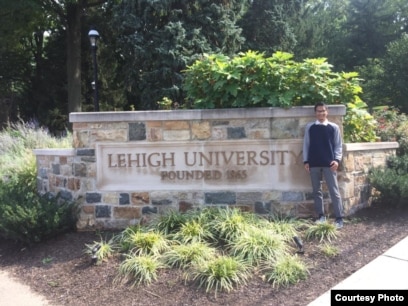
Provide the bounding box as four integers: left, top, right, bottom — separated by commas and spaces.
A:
330, 161, 339, 171
304, 163, 310, 172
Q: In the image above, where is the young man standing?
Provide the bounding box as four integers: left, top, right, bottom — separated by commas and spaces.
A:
303, 102, 344, 229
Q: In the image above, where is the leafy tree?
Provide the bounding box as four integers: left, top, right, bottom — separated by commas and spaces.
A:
293, 0, 408, 71
0, 0, 46, 126
292, 0, 349, 66
379, 34, 408, 113
239, 0, 301, 54
342, 0, 407, 69
360, 34, 408, 113
110, 0, 249, 110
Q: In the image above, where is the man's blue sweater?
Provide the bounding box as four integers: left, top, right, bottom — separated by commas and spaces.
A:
303, 121, 343, 168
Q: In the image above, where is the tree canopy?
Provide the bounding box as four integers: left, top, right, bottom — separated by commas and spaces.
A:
1, 0, 408, 131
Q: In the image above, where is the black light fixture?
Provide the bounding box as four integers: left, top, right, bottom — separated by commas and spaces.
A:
293, 236, 304, 254
88, 29, 100, 111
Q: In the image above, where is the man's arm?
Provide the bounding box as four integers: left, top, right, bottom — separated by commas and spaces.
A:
303, 123, 312, 164
332, 124, 343, 162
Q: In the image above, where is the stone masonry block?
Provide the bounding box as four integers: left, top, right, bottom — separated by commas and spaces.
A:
205, 192, 236, 204
95, 205, 111, 218
129, 122, 146, 141
131, 192, 150, 205
191, 121, 211, 140
114, 206, 141, 219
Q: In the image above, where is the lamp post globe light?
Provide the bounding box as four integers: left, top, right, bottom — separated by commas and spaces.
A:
88, 29, 100, 111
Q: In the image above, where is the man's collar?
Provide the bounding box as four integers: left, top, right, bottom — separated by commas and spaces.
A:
315, 120, 328, 126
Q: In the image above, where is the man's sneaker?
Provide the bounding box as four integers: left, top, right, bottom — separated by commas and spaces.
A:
315, 215, 326, 224
335, 218, 343, 229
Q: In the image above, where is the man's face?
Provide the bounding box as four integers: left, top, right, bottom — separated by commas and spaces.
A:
315, 106, 328, 122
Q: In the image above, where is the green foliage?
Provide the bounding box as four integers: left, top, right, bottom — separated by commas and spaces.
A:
116, 254, 164, 287
319, 243, 340, 257
171, 219, 214, 244
229, 226, 288, 266
148, 209, 190, 235
0, 122, 72, 177
0, 176, 77, 245
88, 208, 335, 294
161, 242, 217, 270
305, 222, 338, 242
373, 107, 408, 156
368, 155, 408, 206
262, 255, 309, 287
183, 51, 363, 109
84, 237, 116, 265
183, 50, 378, 142
239, 0, 300, 54
0, 124, 76, 245
111, 0, 248, 110
368, 108, 408, 205
343, 101, 377, 142
120, 230, 171, 256
188, 256, 251, 296
265, 216, 302, 242
208, 207, 254, 243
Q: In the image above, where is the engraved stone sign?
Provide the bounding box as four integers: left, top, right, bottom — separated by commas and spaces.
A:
96, 140, 309, 191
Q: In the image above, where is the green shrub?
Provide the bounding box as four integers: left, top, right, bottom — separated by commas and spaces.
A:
183, 51, 376, 143
228, 226, 288, 266
148, 209, 190, 235
262, 255, 309, 287
319, 243, 340, 257
171, 219, 214, 244
373, 107, 408, 156
0, 175, 77, 245
305, 222, 338, 242
368, 155, 408, 206
0, 122, 76, 245
84, 237, 116, 265
343, 100, 377, 142
208, 207, 254, 243
161, 242, 217, 269
188, 256, 251, 296
183, 51, 362, 109
116, 254, 164, 286
0, 122, 71, 177
120, 230, 171, 256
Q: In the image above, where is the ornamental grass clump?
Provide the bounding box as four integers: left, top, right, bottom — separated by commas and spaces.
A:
116, 254, 164, 286
305, 222, 338, 242
148, 209, 190, 235
209, 207, 254, 243
262, 255, 309, 287
229, 226, 288, 266
121, 230, 171, 255
84, 237, 116, 265
319, 243, 340, 257
188, 255, 251, 296
262, 216, 304, 242
161, 242, 217, 269
171, 219, 214, 244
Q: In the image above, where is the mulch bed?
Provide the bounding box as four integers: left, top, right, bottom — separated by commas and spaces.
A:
1, 203, 408, 306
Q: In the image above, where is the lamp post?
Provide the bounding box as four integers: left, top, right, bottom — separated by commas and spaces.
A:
88, 29, 100, 111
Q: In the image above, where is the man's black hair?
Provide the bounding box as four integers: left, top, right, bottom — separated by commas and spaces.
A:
314, 102, 327, 112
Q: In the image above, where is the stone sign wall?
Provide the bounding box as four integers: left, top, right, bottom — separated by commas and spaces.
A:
33, 106, 398, 230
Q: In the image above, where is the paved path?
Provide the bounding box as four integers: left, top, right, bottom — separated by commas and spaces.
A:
308, 235, 408, 305
0, 271, 49, 306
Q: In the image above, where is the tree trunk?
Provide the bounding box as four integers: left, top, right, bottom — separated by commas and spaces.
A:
66, 4, 82, 114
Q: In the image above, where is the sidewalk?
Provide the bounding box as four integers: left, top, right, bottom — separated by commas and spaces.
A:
0, 271, 49, 306
308, 235, 408, 305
